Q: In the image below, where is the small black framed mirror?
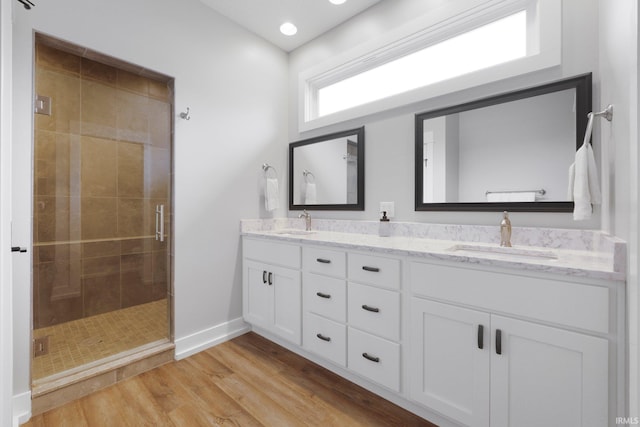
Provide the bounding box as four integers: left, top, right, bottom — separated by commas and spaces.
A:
415, 73, 592, 212
289, 127, 365, 211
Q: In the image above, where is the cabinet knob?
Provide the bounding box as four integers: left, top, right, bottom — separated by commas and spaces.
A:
316, 292, 331, 299
268, 272, 273, 286
362, 266, 380, 273
316, 258, 331, 264
477, 324, 484, 349
496, 329, 502, 355
262, 270, 267, 284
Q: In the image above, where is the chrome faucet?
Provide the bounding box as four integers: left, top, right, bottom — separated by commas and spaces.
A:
500, 211, 512, 247
299, 210, 311, 231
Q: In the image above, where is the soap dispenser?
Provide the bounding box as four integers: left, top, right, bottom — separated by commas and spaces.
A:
379, 211, 391, 237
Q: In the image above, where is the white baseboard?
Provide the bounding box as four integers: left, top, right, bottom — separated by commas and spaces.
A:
174, 317, 250, 360
12, 391, 30, 427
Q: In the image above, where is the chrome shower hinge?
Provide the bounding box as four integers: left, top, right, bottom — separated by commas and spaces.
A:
34, 94, 51, 115
33, 336, 49, 357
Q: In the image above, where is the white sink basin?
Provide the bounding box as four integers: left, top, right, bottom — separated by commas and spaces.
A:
271, 229, 316, 236
448, 244, 558, 260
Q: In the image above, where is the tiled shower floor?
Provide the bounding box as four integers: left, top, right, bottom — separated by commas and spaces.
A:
32, 299, 168, 380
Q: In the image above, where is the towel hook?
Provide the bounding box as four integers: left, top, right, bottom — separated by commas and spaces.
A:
262, 163, 277, 178
592, 104, 613, 122
179, 107, 191, 121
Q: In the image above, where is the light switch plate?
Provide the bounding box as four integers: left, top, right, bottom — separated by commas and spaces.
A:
380, 201, 395, 218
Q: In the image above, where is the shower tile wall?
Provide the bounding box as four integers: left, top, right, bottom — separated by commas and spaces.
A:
33, 43, 172, 329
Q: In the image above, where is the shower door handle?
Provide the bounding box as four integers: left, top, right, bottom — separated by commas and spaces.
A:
155, 205, 165, 242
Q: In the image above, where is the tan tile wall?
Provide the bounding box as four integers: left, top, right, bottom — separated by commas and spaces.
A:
33, 43, 173, 329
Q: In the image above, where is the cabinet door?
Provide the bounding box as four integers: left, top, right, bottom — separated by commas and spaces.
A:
490, 315, 608, 427
272, 265, 302, 345
243, 260, 273, 330
411, 298, 490, 427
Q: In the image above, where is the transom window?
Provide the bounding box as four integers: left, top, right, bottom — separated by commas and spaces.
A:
299, 0, 561, 132
318, 11, 527, 117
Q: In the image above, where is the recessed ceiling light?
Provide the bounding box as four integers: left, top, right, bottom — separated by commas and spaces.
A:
280, 22, 298, 36
329, 0, 347, 4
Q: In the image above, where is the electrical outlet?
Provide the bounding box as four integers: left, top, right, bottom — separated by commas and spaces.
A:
380, 201, 395, 218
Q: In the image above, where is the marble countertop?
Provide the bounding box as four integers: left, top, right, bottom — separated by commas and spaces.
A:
241, 219, 626, 282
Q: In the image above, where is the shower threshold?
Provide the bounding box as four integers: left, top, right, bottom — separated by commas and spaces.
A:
31, 339, 174, 415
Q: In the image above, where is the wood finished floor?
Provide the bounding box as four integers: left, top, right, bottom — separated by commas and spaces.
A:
23, 332, 436, 427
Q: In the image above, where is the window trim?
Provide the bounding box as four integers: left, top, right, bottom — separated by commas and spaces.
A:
298, 0, 561, 132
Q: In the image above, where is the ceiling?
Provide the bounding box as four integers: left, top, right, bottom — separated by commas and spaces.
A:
198, 0, 383, 52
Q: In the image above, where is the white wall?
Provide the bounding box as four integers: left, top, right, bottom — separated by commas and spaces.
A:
11, 0, 288, 414
0, 1, 13, 426
598, 0, 640, 417
288, 0, 599, 228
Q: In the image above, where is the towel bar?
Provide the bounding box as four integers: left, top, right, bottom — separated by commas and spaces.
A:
485, 189, 546, 196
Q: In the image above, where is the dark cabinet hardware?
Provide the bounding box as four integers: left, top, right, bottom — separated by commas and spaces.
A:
316, 333, 331, 342
316, 292, 331, 299
496, 329, 502, 355
477, 324, 484, 349
262, 270, 267, 284
362, 266, 380, 272
268, 272, 273, 286
11, 246, 27, 253
316, 258, 331, 264
362, 352, 380, 363
362, 305, 380, 313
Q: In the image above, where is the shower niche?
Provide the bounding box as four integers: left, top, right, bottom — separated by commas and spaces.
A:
31, 34, 173, 385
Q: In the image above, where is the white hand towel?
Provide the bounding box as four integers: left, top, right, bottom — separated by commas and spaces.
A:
568, 114, 601, 220
487, 191, 537, 202
305, 182, 317, 204
265, 178, 279, 212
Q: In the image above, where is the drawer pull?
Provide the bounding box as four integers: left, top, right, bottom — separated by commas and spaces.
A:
362, 266, 380, 273
496, 329, 502, 355
316, 258, 331, 264
362, 352, 380, 363
316, 333, 331, 342
361, 304, 380, 313
316, 292, 331, 299
262, 270, 267, 284
268, 272, 273, 286
477, 324, 484, 349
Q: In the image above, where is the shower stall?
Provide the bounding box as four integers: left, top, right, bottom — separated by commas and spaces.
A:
31, 35, 173, 384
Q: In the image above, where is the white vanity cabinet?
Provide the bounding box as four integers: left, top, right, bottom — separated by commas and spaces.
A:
302, 246, 348, 366
409, 261, 611, 427
243, 238, 302, 345
241, 230, 623, 427
347, 252, 401, 392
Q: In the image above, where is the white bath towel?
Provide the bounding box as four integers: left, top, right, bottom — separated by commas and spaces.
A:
568, 114, 601, 220
265, 178, 279, 212
487, 191, 537, 202
305, 182, 317, 204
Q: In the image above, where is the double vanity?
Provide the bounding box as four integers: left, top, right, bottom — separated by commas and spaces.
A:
241, 218, 625, 427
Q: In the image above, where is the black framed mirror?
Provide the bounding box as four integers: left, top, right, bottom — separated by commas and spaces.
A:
289, 127, 365, 211
415, 73, 592, 212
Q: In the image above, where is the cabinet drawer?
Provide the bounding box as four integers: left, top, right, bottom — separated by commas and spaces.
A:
304, 273, 347, 322
348, 327, 400, 392
304, 313, 347, 367
243, 238, 300, 269
410, 261, 610, 334
303, 247, 346, 278
348, 253, 400, 290
348, 283, 400, 342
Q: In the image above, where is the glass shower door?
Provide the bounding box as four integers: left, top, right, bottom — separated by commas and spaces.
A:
32, 37, 172, 380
